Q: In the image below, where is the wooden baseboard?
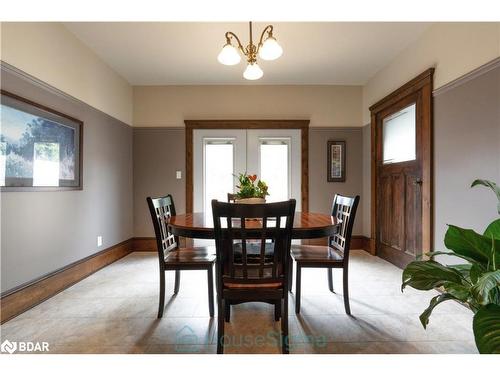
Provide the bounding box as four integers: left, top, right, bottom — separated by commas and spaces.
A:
0, 239, 133, 324
132, 237, 157, 252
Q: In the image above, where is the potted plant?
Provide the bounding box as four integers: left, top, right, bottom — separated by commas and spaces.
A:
234, 173, 269, 204
402, 179, 500, 354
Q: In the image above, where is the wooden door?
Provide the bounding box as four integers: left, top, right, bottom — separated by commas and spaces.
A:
370, 69, 433, 269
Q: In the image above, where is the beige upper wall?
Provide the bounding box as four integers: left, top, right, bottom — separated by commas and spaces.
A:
133, 85, 362, 127
362, 22, 500, 124
0, 22, 133, 125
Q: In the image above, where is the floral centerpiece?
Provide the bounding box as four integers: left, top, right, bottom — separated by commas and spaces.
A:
234, 173, 269, 204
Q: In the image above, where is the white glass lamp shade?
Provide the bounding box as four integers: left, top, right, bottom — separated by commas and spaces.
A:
258, 36, 283, 61
243, 63, 264, 80
217, 43, 241, 65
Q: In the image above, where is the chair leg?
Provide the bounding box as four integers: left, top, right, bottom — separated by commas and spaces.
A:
274, 301, 281, 321
295, 265, 302, 314
281, 295, 289, 354
288, 258, 293, 292
343, 266, 351, 315
328, 268, 334, 293
174, 270, 181, 294
225, 302, 231, 322
207, 266, 214, 318
217, 298, 225, 354
157, 270, 165, 318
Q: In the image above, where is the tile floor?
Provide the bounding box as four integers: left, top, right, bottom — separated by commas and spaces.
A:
0, 250, 477, 354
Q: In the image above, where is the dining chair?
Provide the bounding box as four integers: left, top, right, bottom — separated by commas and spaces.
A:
227, 193, 237, 202
290, 194, 359, 315
147, 194, 215, 318
212, 199, 296, 354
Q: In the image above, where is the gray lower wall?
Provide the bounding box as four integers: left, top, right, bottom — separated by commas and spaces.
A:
133, 128, 185, 237
433, 64, 500, 258
308, 128, 363, 235
1, 66, 133, 293
133, 127, 365, 237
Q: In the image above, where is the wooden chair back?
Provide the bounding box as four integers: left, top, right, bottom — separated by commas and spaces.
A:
211, 200, 296, 289
147, 195, 178, 262
330, 194, 360, 259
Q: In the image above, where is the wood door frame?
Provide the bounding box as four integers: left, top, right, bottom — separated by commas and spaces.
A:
185, 119, 310, 213
369, 69, 434, 259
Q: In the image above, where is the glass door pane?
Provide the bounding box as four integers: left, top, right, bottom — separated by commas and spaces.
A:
382, 103, 416, 164
259, 139, 289, 202
203, 140, 234, 214
193, 129, 246, 212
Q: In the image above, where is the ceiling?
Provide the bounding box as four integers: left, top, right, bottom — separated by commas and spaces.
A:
64, 22, 431, 86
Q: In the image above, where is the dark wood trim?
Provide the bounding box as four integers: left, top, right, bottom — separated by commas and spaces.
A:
0, 89, 84, 192
0, 239, 132, 324
369, 68, 434, 263
184, 120, 310, 214
132, 237, 157, 252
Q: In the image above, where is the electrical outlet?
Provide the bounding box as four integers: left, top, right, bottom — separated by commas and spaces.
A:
97, 236, 103, 247
176, 171, 182, 179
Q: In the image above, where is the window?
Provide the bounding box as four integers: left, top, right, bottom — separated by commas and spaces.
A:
203, 139, 234, 214
259, 138, 290, 202
382, 103, 416, 164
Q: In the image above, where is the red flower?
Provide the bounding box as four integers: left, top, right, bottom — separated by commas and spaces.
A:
249, 174, 257, 182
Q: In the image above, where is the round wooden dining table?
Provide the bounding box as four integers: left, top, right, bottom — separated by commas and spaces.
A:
168, 212, 341, 239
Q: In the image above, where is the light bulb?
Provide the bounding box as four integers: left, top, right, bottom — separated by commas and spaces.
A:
217, 43, 241, 65
243, 63, 263, 80
258, 36, 283, 61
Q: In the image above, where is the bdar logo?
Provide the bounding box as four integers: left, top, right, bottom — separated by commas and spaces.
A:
1, 340, 17, 354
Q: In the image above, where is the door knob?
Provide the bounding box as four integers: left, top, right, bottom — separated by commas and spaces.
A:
414, 179, 423, 185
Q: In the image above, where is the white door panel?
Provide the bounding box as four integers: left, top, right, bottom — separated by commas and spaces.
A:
193, 129, 301, 212
193, 129, 246, 213
247, 129, 301, 210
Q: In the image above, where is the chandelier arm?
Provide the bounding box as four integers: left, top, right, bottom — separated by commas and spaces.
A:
256, 25, 274, 53
225, 31, 246, 55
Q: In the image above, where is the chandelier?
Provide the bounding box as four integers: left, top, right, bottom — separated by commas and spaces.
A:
217, 22, 283, 80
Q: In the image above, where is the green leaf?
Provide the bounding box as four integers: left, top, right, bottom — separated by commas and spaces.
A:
444, 225, 500, 268
471, 179, 500, 215
473, 303, 500, 354
427, 251, 484, 267
484, 219, 500, 240
470, 263, 484, 284
442, 281, 470, 301
402, 260, 464, 291
471, 270, 500, 305
419, 293, 457, 328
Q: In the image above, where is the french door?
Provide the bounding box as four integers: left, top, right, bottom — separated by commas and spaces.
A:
193, 129, 301, 213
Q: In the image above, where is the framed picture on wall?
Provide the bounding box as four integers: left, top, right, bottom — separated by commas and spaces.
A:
327, 140, 346, 182
0, 90, 83, 191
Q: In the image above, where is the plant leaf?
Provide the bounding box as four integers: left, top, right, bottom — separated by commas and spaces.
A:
442, 281, 470, 301
470, 263, 483, 284
444, 225, 500, 268
471, 179, 500, 215
484, 219, 500, 240
473, 303, 500, 354
426, 251, 484, 267
419, 293, 457, 328
402, 260, 464, 291
471, 270, 500, 305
